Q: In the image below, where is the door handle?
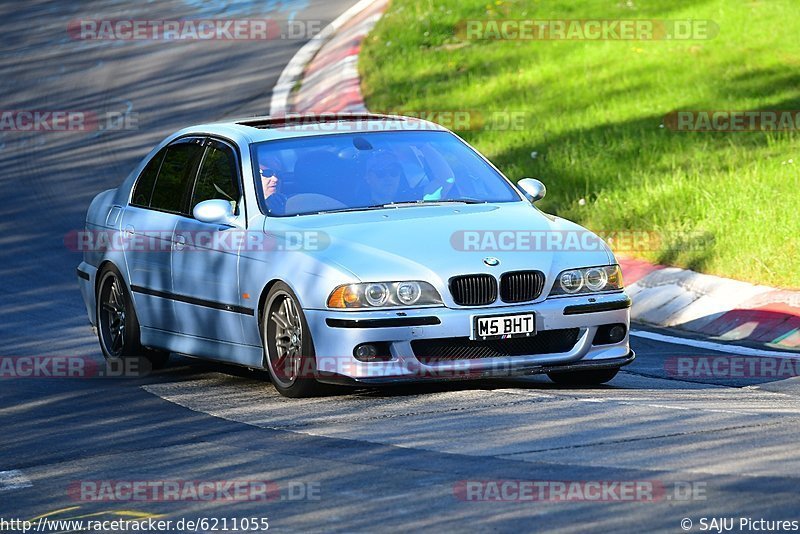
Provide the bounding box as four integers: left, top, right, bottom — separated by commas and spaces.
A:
124, 225, 135, 236
173, 234, 186, 251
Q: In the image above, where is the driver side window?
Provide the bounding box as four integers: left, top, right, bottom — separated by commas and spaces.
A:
190, 140, 241, 215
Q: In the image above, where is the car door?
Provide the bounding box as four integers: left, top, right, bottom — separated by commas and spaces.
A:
121, 136, 204, 332
170, 137, 249, 347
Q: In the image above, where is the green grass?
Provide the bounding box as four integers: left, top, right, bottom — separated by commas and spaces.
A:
360, 0, 800, 288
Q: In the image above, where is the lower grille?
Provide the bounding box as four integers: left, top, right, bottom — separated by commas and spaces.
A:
411, 328, 581, 364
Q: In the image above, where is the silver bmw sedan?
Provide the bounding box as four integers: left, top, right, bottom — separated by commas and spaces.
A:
77, 114, 633, 397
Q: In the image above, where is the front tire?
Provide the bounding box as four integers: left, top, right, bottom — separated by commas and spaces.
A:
547, 367, 619, 386
262, 282, 321, 398
96, 267, 169, 370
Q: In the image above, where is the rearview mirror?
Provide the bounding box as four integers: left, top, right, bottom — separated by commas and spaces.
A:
193, 199, 235, 225
517, 178, 547, 203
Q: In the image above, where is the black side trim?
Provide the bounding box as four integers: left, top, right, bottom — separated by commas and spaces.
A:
131, 285, 254, 316
563, 297, 631, 315
326, 316, 441, 328
76, 268, 90, 281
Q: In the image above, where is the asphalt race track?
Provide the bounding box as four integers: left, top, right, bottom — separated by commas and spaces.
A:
1, 1, 799, 532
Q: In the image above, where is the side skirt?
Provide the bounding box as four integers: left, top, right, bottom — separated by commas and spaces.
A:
140, 327, 264, 368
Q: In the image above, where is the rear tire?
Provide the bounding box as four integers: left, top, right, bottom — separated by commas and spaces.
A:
262, 282, 321, 398
547, 367, 619, 386
96, 267, 170, 371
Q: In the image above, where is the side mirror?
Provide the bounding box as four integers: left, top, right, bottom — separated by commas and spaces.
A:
517, 178, 547, 203
193, 199, 235, 225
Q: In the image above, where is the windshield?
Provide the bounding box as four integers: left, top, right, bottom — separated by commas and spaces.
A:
251, 130, 522, 216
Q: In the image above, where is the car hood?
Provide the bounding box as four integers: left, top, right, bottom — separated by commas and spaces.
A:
265, 202, 615, 294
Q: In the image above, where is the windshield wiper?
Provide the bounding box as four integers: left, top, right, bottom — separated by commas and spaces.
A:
381, 199, 488, 208
312, 205, 388, 215
311, 198, 488, 215
423, 198, 487, 204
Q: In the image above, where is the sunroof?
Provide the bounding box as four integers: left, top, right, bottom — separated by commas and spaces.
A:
237, 113, 406, 129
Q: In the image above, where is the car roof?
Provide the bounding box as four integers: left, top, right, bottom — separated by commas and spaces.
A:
179, 113, 449, 145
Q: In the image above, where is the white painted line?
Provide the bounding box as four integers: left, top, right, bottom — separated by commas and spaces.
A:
270, 0, 380, 115
631, 329, 800, 359
0, 470, 32, 492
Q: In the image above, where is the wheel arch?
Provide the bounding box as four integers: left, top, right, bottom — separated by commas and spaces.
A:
257, 278, 284, 334
95, 260, 123, 299
256, 278, 316, 367
95, 260, 139, 318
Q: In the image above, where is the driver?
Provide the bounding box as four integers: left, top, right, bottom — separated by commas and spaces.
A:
259, 155, 282, 199
257, 153, 288, 214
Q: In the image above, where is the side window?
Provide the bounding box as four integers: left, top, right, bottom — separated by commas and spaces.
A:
190, 141, 241, 215
130, 148, 166, 207
150, 139, 204, 213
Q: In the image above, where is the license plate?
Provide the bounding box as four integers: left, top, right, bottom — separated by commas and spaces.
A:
472, 313, 535, 340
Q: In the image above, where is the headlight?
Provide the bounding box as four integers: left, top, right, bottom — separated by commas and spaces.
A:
584, 267, 608, 291
396, 281, 422, 305
365, 283, 389, 306
327, 281, 442, 308
549, 265, 623, 296
559, 270, 584, 294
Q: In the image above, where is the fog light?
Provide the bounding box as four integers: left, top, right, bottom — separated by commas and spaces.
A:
355, 344, 377, 359
593, 323, 627, 345
608, 325, 626, 343
353, 342, 392, 362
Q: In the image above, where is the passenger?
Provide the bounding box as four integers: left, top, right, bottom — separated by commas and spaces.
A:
365, 147, 458, 203
363, 151, 405, 204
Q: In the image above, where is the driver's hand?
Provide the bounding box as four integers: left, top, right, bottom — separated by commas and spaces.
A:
423, 175, 455, 200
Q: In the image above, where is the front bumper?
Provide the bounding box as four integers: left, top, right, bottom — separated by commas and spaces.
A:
319, 351, 635, 385
304, 291, 632, 383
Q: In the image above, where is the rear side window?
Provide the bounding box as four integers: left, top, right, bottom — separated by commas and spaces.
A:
131, 148, 166, 207
150, 139, 204, 213
191, 141, 241, 215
